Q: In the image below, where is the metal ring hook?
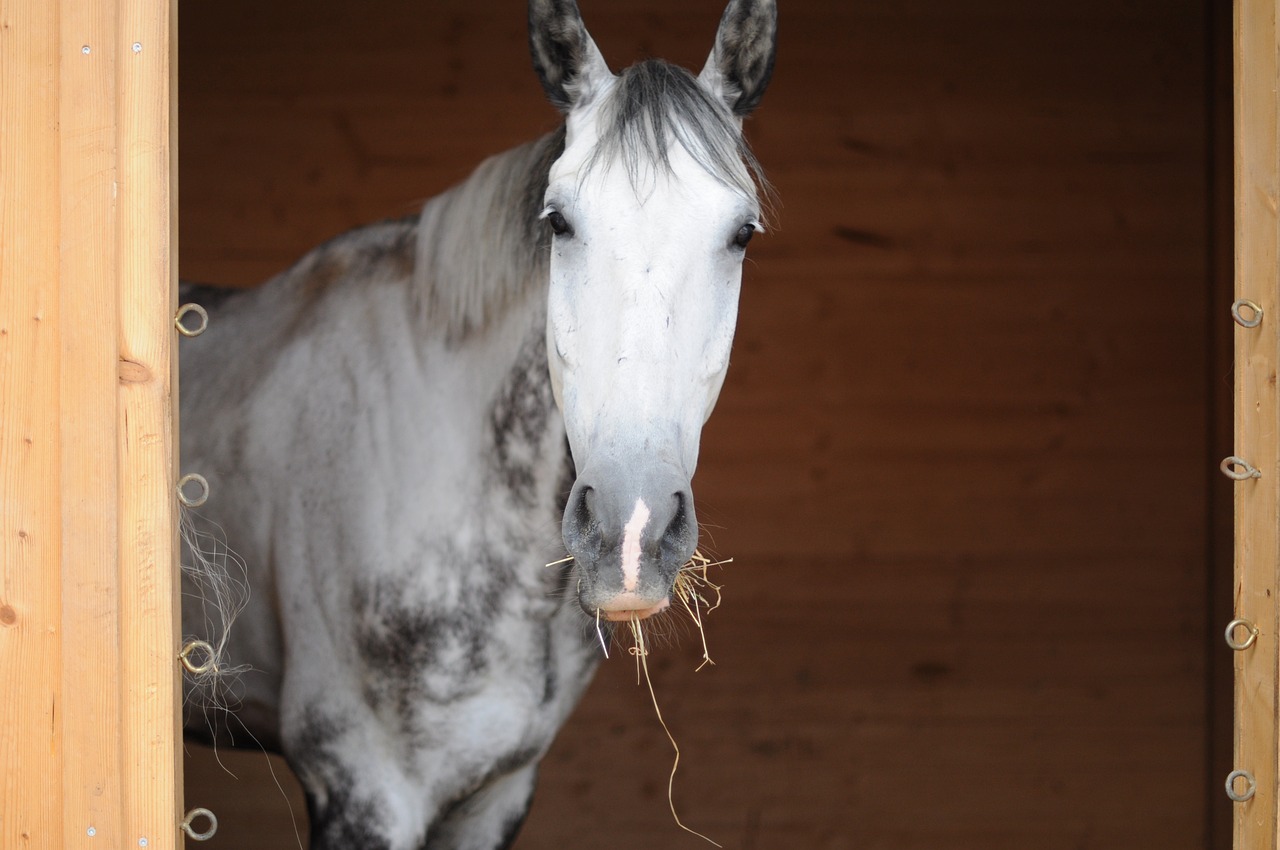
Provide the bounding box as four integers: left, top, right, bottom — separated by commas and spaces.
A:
1226, 769, 1257, 803
178, 640, 217, 675
1232, 299, 1264, 329
177, 473, 209, 508
1221, 457, 1262, 481
181, 808, 218, 841
175, 303, 209, 338
1225, 618, 1260, 651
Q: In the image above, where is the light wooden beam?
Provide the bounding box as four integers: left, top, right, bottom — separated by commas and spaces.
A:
1234, 0, 1280, 846
0, 0, 180, 847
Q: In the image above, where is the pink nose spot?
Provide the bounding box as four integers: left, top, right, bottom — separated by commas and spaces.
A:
620, 498, 651, 593
601, 597, 670, 622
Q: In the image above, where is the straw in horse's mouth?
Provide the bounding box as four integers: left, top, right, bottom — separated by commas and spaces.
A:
546, 548, 730, 846
670, 550, 727, 671
623, 550, 729, 848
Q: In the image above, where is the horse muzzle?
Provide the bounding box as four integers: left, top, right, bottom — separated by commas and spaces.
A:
562, 460, 697, 621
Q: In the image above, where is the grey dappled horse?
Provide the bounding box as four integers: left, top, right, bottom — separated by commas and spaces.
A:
181, 1, 776, 846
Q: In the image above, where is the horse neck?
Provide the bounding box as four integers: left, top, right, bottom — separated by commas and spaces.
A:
411, 127, 564, 343
399, 131, 569, 512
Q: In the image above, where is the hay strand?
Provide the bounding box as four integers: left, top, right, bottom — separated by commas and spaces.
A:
629, 614, 722, 848
672, 551, 729, 672
617, 549, 730, 847
595, 606, 610, 659
553, 546, 730, 842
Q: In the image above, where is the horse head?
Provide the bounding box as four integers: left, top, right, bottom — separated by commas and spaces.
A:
529, 0, 777, 621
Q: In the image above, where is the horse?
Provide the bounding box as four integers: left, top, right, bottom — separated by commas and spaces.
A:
179, 1, 777, 847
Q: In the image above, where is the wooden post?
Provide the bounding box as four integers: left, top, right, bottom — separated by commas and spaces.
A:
0, 0, 180, 847
1234, 0, 1280, 847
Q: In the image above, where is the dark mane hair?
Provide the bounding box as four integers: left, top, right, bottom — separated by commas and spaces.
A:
589, 59, 770, 210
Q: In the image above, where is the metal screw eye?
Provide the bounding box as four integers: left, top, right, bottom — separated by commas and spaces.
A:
1232, 299, 1264, 329
177, 473, 209, 508
175, 303, 209, 338
179, 640, 217, 675
1227, 769, 1257, 802
1225, 618, 1259, 651
181, 808, 218, 842
1221, 457, 1262, 481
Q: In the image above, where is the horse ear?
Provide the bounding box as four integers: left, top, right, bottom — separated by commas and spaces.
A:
698, 0, 778, 117
528, 0, 612, 112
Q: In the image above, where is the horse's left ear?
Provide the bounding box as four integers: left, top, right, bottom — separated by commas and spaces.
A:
699, 0, 778, 117
529, 0, 612, 112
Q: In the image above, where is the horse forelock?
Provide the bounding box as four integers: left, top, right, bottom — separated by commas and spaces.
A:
585, 59, 770, 214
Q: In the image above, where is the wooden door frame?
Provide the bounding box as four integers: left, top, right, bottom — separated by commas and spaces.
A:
0, 0, 181, 846
1233, 0, 1280, 846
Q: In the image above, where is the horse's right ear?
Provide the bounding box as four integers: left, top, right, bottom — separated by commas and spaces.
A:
528, 0, 612, 112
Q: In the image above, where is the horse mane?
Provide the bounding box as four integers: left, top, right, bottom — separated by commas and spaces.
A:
412, 59, 767, 339
412, 126, 565, 340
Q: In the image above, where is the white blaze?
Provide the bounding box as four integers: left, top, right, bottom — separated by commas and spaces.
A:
620, 498, 651, 593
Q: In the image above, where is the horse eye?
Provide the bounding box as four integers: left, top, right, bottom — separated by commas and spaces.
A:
732, 223, 756, 249
546, 210, 573, 238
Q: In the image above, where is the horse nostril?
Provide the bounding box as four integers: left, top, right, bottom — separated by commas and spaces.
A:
565, 484, 603, 556
660, 490, 695, 560
574, 485, 594, 529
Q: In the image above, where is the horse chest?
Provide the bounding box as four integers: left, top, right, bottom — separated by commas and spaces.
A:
366, 607, 594, 747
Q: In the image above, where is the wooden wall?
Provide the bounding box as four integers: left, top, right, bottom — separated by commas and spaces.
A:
179, 0, 1226, 847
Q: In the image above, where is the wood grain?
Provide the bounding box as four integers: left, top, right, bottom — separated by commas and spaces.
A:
0, 0, 180, 847
58, 0, 127, 841
0, 0, 66, 844
1233, 0, 1280, 845
117, 0, 182, 843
